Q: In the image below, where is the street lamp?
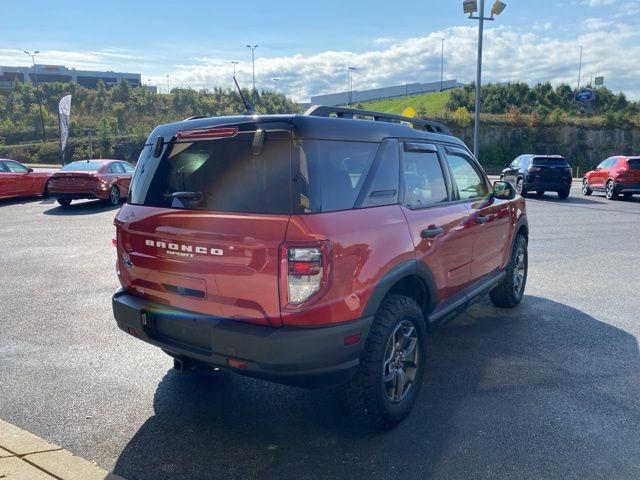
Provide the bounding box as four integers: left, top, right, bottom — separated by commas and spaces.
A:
348, 64, 356, 106
440, 38, 445, 92
246, 45, 258, 91
230, 61, 239, 78
166, 74, 170, 94
577, 45, 584, 90
272, 77, 280, 92
464, 0, 507, 159
24, 50, 46, 142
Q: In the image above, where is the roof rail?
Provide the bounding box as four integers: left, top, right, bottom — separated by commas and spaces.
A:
303, 105, 452, 136
183, 115, 209, 121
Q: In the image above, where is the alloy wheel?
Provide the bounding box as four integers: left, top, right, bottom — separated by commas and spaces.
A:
605, 181, 614, 199
516, 179, 524, 196
582, 179, 589, 195
110, 187, 120, 205
382, 320, 419, 403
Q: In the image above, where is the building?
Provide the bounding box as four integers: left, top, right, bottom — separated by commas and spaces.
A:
310, 79, 463, 106
0, 64, 142, 90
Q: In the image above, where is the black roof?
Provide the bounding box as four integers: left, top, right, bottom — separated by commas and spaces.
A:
144, 107, 467, 150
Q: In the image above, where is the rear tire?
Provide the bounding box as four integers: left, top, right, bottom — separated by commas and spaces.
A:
489, 234, 528, 308
623, 193, 633, 200
346, 294, 426, 429
557, 188, 570, 199
582, 179, 592, 196
56, 198, 72, 207
605, 180, 617, 200
516, 178, 524, 196
42, 180, 50, 198
109, 186, 121, 206
535, 191, 545, 198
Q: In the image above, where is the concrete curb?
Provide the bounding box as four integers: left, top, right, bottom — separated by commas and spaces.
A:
0, 419, 124, 480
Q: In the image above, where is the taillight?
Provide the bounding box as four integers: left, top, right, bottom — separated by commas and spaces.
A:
287, 247, 323, 304
280, 243, 330, 307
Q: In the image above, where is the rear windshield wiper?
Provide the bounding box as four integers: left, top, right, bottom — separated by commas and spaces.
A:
163, 191, 203, 201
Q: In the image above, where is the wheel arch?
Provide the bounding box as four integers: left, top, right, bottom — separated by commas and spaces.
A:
362, 260, 437, 319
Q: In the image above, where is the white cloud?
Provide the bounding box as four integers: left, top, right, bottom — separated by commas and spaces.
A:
2, 20, 639, 101
582, 0, 616, 6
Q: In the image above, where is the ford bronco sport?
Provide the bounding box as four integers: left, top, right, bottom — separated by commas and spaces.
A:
112, 106, 528, 427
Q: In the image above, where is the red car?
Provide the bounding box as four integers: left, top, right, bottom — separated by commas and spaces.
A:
49, 159, 135, 207
0, 159, 53, 201
112, 107, 528, 427
583, 156, 640, 200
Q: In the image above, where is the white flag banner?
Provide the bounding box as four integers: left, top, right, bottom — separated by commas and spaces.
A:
58, 94, 72, 159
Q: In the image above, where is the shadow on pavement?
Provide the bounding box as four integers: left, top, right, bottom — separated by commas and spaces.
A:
525, 193, 603, 205
112, 296, 640, 480
43, 199, 121, 215
0, 196, 56, 207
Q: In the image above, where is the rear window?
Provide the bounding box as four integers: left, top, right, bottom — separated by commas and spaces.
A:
131, 131, 292, 214
61, 161, 104, 172
532, 157, 568, 166
628, 159, 640, 169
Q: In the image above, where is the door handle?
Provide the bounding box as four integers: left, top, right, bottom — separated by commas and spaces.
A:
476, 215, 491, 224
420, 226, 444, 239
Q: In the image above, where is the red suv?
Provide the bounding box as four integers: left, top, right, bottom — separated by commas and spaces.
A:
582, 156, 640, 200
112, 106, 528, 427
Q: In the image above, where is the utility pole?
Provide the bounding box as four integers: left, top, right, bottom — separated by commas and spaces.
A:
465, 0, 507, 159
24, 50, 46, 142
577, 45, 583, 90
246, 45, 258, 91
440, 38, 445, 91
230, 61, 238, 78
166, 74, 170, 94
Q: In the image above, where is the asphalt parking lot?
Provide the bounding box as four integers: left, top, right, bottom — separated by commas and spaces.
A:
1, 187, 639, 480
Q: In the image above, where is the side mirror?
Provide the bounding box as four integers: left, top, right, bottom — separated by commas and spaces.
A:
27, 167, 34, 173
493, 180, 516, 200
591, 165, 598, 171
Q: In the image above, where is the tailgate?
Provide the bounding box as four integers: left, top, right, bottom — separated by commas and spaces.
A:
116, 205, 288, 326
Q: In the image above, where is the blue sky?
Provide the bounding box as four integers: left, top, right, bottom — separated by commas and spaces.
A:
2, 0, 640, 98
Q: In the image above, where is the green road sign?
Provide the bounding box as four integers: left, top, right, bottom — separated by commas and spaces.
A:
595, 76, 605, 87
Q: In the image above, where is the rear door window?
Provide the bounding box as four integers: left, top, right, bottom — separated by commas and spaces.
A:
121, 162, 134, 173
628, 159, 640, 169
5, 161, 28, 173
109, 163, 125, 174
359, 139, 400, 208
132, 131, 292, 214
0, 162, 9, 173
401, 144, 448, 208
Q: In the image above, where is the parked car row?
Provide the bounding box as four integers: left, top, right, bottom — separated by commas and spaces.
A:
0, 158, 135, 206
499, 154, 639, 201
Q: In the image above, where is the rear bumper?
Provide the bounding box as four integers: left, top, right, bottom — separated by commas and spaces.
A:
50, 189, 109, 200
112, 289, 373, 387
524, 177, 572, 191
615, 182, 640, 194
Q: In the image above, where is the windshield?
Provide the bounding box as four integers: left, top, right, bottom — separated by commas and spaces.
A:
61, 161, 104, 172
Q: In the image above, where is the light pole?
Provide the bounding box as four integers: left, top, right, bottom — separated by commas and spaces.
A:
577, 45, 583, 90
230, 61, 239, 78
246, 45, 258, 91
348, 64, 356, 106
272, 77, 280, 92
24, 50, 46, 142
166, 74, 170, 94
440, 38, 445, 91
464, 0, 507, 159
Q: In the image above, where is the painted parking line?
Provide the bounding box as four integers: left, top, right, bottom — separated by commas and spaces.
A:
0, 419, 124, 480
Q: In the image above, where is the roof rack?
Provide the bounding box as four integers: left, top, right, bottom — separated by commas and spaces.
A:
304, 105, 452, 136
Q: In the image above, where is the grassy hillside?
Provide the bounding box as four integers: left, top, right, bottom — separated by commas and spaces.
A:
359, 90, 452, 116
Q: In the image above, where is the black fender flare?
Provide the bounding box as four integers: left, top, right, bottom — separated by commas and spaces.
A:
362, 260, 438, 318
509, 215, 529, 256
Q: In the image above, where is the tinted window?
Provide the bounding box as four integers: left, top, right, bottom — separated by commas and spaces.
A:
628, 159, 640, 169
132, 132, 292, 214
121, 162, 134, 173
445, 151, 489, 200
61, 161, 104, 172
0, 162, 9, 173
297, 140, 378, 213
5, 161, 29, 173
402, 149, 448, 208
361, 139, 399, 208
532, 157, 568, 166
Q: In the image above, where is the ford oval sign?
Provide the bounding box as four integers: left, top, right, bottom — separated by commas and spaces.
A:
574, 88, 596, 103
